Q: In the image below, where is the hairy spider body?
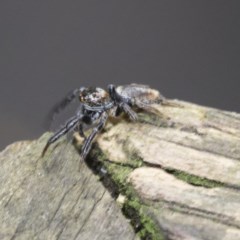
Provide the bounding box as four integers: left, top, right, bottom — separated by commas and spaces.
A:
116, 84, 161, 103
42, 84, 163, 160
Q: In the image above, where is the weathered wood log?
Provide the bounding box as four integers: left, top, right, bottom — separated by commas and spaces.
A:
1, 99, 240, 240
0, 138, 138, 240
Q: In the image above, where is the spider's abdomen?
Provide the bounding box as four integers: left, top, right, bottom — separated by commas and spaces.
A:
116, 84, 164, 104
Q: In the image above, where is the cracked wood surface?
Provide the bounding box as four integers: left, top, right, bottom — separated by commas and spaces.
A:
1, 99, 240, 240
97, 100, 240, 240
0, 137, 137, 240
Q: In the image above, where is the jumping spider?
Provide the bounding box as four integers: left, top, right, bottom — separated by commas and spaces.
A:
42, 84, 164, 160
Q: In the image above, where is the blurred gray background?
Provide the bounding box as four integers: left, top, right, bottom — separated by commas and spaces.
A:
1, 1, 240, 150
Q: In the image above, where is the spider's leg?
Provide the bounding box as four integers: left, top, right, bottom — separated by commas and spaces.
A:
78, 123, 87, 139
108, 84, 124, 103
42, 116, 79, 157
134, 99, 157, 111
114, 106, 122, 117
119, 102, 138, 121
108, 84, 137, 120
81, 112, 108, 160
107, 84, 118, 102
45, 88, 85, 128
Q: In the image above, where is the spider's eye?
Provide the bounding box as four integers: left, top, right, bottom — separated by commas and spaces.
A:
79, 93, 86, 102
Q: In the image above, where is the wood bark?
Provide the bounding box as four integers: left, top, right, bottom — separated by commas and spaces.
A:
1, 99, 240, 240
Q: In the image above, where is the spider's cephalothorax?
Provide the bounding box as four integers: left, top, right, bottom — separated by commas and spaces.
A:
79, 87, 109, 106
42, 84, 164, 160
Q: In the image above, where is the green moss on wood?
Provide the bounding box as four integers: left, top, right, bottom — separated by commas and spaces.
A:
138, 112, 169, 128
88, 145, 164, 240
165, 168, 224, 188
123, 198, 164, 240
86, 142, 227, 239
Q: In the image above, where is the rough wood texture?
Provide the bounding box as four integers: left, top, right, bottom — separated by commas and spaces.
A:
1, 99, 240, 240
97, 100, 240, 240
0, 137, 138, 240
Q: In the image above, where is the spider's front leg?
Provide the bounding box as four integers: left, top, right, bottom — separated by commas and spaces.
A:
78, 123, 87, 139
81, 112, 108, 160
42, 116, 80, 157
